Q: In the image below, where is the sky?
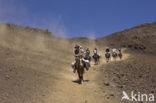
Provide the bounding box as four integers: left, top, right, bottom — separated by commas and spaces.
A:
0, 0, 156, 38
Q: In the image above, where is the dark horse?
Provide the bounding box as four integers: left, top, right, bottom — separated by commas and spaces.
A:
105, 52, 110, 62
118, 51, 122, 59
92, 54, 100, 65
75, 55, 85, 84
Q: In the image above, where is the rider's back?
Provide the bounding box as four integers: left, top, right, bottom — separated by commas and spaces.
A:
74, 49, 79, 56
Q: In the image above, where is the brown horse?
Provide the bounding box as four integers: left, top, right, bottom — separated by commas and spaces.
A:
75, 55, 85, 84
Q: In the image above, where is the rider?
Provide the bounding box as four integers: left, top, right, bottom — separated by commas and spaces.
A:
72, 45, 80, 73
93, 48, 100, 58
84, 48, 91, 62
93, 48, 97, 55
113, 48, 117, 54
112, 48, 117, 57
72, 45, 90, 73
80, 46, 90, 70
105, 47, 111, 61
86, 48, 90, 56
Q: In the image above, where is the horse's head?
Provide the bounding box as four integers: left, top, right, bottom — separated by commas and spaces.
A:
79, 55, 83, 59
79, 55, 84, 66
75, 55, 83, 64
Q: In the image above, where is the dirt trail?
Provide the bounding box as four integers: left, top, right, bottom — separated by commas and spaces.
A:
45, 49, 130, 103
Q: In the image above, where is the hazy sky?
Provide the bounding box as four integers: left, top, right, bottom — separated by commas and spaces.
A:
0, 0, 156, 38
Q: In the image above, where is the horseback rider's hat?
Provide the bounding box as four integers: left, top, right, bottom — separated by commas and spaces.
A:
74, 44, 79, 48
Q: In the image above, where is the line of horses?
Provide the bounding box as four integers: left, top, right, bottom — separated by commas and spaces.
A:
105, 50, 122, 63
74, 49, 122, 84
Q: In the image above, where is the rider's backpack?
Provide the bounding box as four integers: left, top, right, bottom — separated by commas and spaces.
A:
74, 49, 79, 55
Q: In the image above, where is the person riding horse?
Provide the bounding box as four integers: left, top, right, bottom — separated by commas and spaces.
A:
112, 48, 117, 57
72, 45, 90, 73
75, 53, 85, 84
84, 48, 91, 62
92, 48, 100, 64
79, 46, 90, 69
71, 45, 80, 73
105, 47, 111, 62
86, 48, 90, 56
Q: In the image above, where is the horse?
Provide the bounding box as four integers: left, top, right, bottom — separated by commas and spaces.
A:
75, 55, 85, 84
92, 53, 100, 65
118, 51, 122, 59
105, 52, 110, 62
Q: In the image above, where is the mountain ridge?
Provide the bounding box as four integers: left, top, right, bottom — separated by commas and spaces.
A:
0, 22, 156, 53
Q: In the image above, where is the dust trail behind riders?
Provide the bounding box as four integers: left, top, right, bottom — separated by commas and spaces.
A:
0, 24, 75, 103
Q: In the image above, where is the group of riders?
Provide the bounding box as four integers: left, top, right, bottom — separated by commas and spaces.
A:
72, 44, 122, 73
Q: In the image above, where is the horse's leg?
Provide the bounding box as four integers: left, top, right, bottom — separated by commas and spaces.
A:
97, 57, 100, 64
120, 53, 122, 59
82, 74, 84, 83
95, 59, 97, 65
79, 72, 82, 84
82, 68, 84, 82
77, 70, 81, 83
98, 58, 100, 64
79, 76, 82, 84
80, 74, 83, 84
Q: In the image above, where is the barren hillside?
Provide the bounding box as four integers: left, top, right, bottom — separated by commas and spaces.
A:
0, 23, 155, 103
96, 22, 156, 53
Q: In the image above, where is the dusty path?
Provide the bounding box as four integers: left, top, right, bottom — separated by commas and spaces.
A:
1, 42, 154, 103
46, 50, 130, 103
0, 44, 132, 103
